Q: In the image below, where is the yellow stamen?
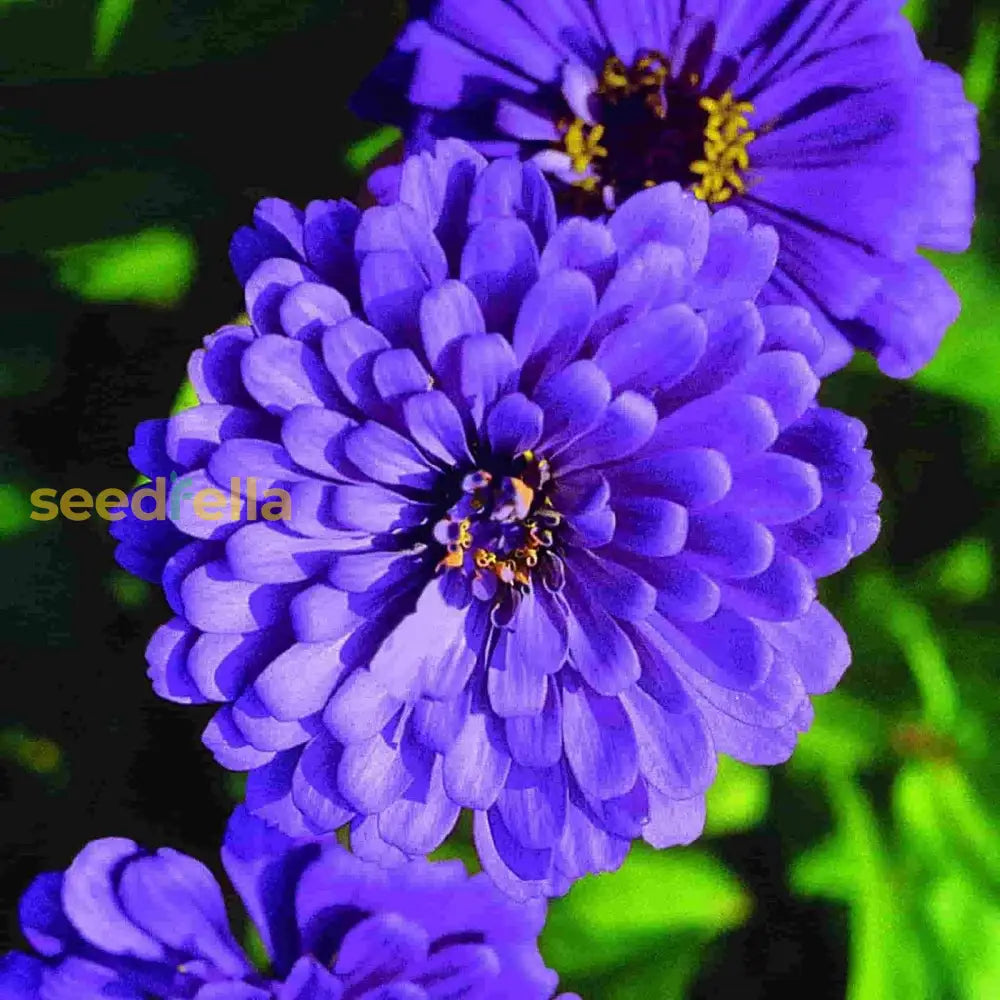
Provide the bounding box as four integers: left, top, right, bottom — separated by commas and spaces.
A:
691, 92, 756, 205
438, 545, 465, 571
563, 118, 608, 176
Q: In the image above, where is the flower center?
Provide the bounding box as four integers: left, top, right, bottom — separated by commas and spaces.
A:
434, 451, 561, 591
557, 51, 755, 209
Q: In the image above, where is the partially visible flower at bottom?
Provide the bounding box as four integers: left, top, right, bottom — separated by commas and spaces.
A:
0, 808, 571, 1000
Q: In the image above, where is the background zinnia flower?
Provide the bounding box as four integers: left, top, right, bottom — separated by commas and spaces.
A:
354, 0, 978, 377
0, 807, 569, 999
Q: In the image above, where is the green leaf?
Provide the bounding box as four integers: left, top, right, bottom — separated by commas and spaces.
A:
916, 251, 1000, 448
855, 573, 959, 734
964, 15, 1000, 111
901, 0, 929, 33
49, 227, 196, 308
170, 379, 200, 416
703, 755, 770, 835
931, 536, 993, 604
790, 828, 856, 902
93, 0, 136, 64
541, 846, 750, 978
924, 871, 1000, 1000
584, 934, 713, 1000
789, 690, 885, 775
793, 775, 934, 1000
896, 761, 1000, 887
345, 126, 401, 173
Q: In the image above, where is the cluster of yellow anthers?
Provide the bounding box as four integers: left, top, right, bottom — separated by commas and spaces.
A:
599, 52, 671, 117
438, 518, 474, 571
437, 452, 560, 587
561, 52, 671, 190
472, 509, 558, 588
691, 91, 757, 204
563, 118, 607, 190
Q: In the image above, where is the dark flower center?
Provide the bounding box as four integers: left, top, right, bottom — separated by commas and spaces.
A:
434, 451, 562, 591
556, 51, 755, 210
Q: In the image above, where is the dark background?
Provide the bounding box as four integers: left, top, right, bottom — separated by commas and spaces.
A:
1, 2, 998, 997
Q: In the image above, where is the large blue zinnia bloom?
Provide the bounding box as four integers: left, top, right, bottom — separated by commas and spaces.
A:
115, 141, 879, 898
355, 0, 978, 377
0, 808, 568, 999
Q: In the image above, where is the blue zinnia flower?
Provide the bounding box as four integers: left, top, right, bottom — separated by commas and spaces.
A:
0, 807, 569, 999
116, 140, 879, 898
354, 0, 978, 377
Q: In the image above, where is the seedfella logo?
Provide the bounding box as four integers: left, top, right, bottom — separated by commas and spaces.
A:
30, 473, 292, 522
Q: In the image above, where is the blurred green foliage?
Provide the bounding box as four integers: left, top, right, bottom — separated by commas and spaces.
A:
0, 728, 66, 786
49, 228, 196, 308
93, 0, 137, 64
0, 483, 36, 540
543, 847, 751, 998
345, 125, 401, 173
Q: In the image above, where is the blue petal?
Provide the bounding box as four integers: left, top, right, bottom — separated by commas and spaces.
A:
619, 683, 715, 797
488, 629, 547, 717
377, 756, 461, 855
241, 335, 339, 417
404, 390, 473, 466
564, 582, 641, 694
642, 789, 706, 849
304, 198, 361, 296
245, 259, 317, 337
322, 317, 391, 416
443, 702, 511, 809
505, 679, 563, 768
181, 561, 294, 634
496, 762, 568, 850
419, 280, 485, 375
689, 208, 778, 309
324, 669, 401, 744
512, 269, 595, 390
535, 360, 610, 454
611, 495, 688, 558
337, 723, 421, 814
115, 850, 249, 977
485, 393, 544, 456
467, 158, 557, 251
253, 639, 350, 722
279, 282, 352, 342
459, 333, 519, 427
359, 249, 431, 343
333, 913, 428, 988
561, 674, 638, 800
558, 391, 657, 474
368, 575, 478, 700
609, 183, 710, 269
429, 0, 564, 83
539, 217, 617, 296
345, 422, 439, 491
355, 203, 448, 286
593, 305, 707, 394
291, 735, 357, 833
684, 513, 775, 580
460, 218, 540, 333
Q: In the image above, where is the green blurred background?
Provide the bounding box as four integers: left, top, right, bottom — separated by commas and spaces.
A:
0, 2, 997, 997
